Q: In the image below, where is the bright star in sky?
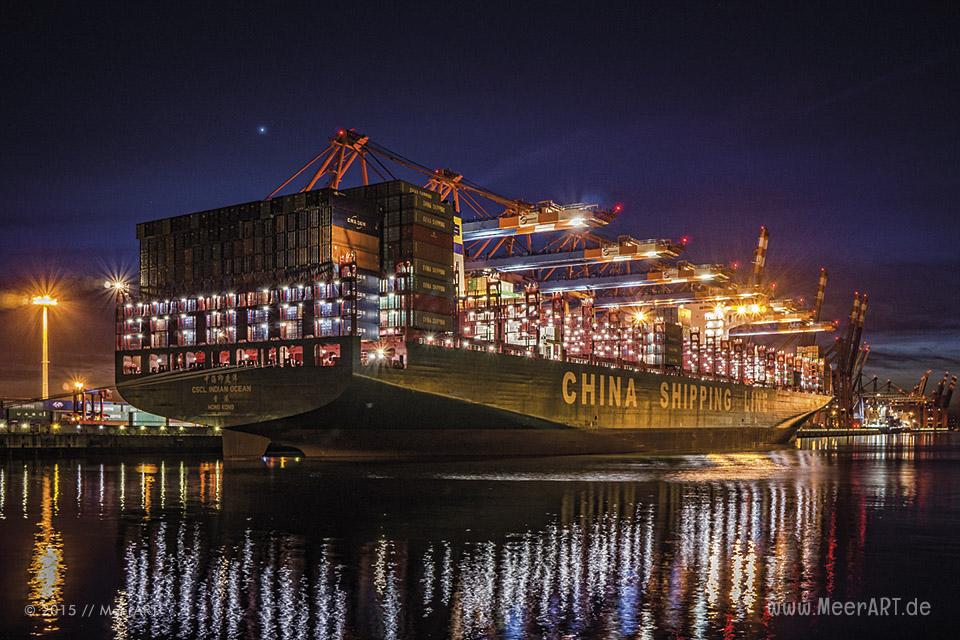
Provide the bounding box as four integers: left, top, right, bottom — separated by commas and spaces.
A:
257, 125, 268, 134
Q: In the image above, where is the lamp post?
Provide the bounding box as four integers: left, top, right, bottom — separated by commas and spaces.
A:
73, 379, 85, 418
31, 295, 58, 399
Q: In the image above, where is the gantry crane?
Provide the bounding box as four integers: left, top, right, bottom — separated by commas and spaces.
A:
858, 370, 955, 429
267, 128, 622, 261
266, 128, 844, 358
591, 227, 835, 339
823, 292, 869, 427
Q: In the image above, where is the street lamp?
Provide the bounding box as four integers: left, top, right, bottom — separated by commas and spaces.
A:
72, 379, 86, 419
31, 294, 58, 399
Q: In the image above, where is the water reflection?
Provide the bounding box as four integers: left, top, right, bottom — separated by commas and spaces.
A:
105, 470, 936, 638
0, 436, 958, 639
99, 463, 105, 516
117, 521, 351, 640
23, 463, 29, 519
27, 465, 65, 635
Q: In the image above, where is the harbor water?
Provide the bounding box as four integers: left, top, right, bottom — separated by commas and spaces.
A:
1, 433, 958, 638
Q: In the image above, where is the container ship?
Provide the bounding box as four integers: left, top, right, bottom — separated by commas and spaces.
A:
115, 131, 834, 458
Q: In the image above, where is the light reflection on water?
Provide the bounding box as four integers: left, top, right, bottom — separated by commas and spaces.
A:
26, 465, 65, 635
0, 433, 958, 639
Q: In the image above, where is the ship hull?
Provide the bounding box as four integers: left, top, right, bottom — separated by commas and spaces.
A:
222, 424, 808, 460
117, 337, 830, 459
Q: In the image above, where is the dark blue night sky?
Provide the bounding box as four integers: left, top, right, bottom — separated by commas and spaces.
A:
0, 2, 957, 398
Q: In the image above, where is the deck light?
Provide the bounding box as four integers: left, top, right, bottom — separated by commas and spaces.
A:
104, 279, 130, 294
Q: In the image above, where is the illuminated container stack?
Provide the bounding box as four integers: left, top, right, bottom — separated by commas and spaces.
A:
122, 189, 383, 374
450, 288, 826, 391
137, 190, 378, 297
347, 182, 457, 335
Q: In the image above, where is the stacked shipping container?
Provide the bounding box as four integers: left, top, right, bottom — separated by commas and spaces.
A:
136, 189, 379, 298
345, 181, 457, 335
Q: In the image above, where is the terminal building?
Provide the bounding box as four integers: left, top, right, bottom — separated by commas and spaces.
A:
2, 398, 194, 431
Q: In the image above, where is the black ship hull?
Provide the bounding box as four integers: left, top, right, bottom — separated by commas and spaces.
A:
117, 337, 830, 459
